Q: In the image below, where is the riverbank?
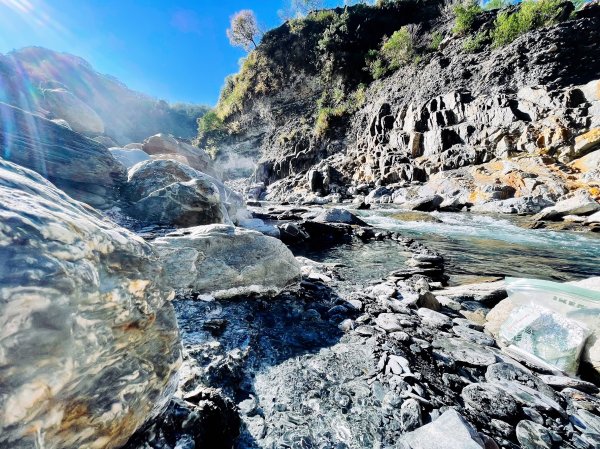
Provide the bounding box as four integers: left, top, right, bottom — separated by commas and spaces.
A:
124, 202, 600, 449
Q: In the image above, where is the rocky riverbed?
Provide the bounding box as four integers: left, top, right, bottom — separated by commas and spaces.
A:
122, 202, 600, 449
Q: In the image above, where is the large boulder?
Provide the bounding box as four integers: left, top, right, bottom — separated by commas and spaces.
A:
153, 224, 301, 298
0, 160, 181, 449
41, 87, 105, 135
125, 159, 242, 227
142, 134, 216, 176
0, 102, 126, 208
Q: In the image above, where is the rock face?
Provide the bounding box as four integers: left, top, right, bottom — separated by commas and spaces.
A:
125, 159, 242, 226
153, 224, 302, 298
0, 159, 181, 449
142, 134, 216, 176
41, 87, 105, 134
0, 102, 126, 208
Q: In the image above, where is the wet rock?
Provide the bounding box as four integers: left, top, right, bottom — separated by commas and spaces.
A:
153, 224, 301, 298
432, 337, 497, 367
278, 222, 310, 244
398, 409, 485, 449
0, 102, 126, 208
0, 159, 181, 449
516, 420, 556, 449
462, 383, 520, 420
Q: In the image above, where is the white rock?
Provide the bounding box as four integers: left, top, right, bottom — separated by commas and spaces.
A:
153, 224, 301, 298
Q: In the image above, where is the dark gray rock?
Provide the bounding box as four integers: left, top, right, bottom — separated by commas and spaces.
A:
462, 383, 520, 420
516, 420, 556, 449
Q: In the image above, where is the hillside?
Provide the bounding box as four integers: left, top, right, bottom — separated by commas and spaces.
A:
203, 0, 600, 226
0, 46, 208, 144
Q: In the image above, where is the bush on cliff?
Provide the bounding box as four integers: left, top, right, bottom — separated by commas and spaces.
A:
368, 26, 417, 79
492, 0, 566, 47
453, 1, 484, 35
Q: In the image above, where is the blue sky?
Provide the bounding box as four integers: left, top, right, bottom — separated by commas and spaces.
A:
0, 0, 348, 105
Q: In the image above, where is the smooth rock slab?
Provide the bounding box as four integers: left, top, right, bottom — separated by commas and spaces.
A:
417, 308, 451, 328
432, 337, 497, 367
0, 160, 181, 449
397, 409, 485, 449
153, 224, 301, 298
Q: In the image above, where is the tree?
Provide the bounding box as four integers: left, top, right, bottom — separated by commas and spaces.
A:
227, 10, 261, 51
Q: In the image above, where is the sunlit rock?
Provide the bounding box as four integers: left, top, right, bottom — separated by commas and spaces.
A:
0, 159, 181, 449
142, 133, 216, 176
125, 159, 242, 226
153, 224, 301, 298
41, 87, 105, 134
0, 102, 126, 209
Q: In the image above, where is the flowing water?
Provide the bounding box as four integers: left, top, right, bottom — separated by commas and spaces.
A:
354, 208, 600, 283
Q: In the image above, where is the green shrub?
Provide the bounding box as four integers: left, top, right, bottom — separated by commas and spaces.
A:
313, 84, 367, 136
381, 27, 415, 68
453, 1, 483, 35
429, 31, 444, 51
315, 106, 346, 137
197, 110, 225, 138
491, 0, 564, 47
463, 31, 488, 52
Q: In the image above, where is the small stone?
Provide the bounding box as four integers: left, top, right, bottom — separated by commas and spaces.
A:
462, 383, 520, 420
400, 398, 422, 432
338, 319, 354, 332
539, 375, 599, 394
516, 420, 554, 449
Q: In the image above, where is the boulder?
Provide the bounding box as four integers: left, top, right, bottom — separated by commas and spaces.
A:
237, 217, 280, 238
142, 134, 215, 176
153, 224, 301, 298
0, 102, 126, 208
570, 149, 600, 174
397, 409, 486, 449
109, 147, 151, 169
313, 208, 368, 225
533, 190, 600, 221
0, 159, 181, 449
125, 159, 242, 227
41, 87, 105, 134
433, 280, 507, 307
573, 128, 600, 158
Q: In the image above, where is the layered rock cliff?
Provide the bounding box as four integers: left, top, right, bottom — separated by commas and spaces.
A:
206, 0, 600, 225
